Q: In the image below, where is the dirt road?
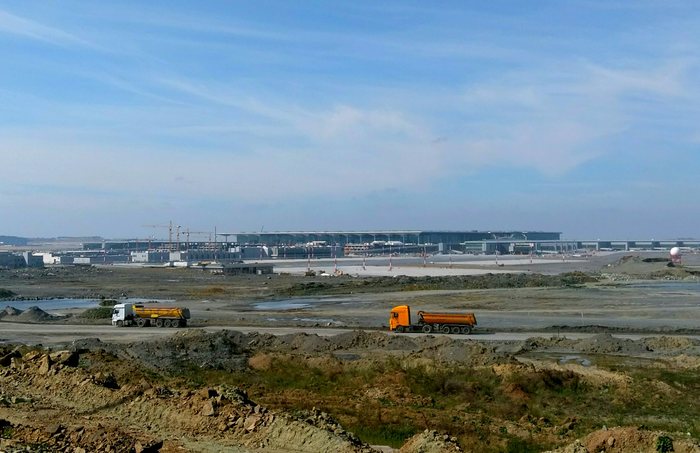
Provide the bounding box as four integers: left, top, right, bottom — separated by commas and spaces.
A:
2, 321, 699, 347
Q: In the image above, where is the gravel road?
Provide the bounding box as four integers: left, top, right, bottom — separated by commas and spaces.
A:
2, 321, 699, 346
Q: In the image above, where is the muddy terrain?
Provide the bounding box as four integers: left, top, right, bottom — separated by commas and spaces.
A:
1, 252, 700, 451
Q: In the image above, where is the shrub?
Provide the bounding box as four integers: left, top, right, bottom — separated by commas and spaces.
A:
656, 435, 674, 453
80, 307, 113, 319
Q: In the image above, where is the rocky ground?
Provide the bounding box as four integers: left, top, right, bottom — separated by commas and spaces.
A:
1, 330, 699, 452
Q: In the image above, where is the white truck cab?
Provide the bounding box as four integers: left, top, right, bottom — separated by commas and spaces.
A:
111, 303, 133, 326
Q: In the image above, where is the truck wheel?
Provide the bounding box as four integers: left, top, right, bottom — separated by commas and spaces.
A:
116, 320, 123, 327
168, 319, 178, 328
396, 326, 405, 333
461, 326, 472, 335
441, 325, 450, 334
155, 319, 164, 328
136, 318, 146, 328
163, 319, 172, 328
421, 325, 432, 334
451, 326, 460, 334
179, 320, 187, 327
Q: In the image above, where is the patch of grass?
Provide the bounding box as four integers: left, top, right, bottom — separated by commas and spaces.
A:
189, 286, 226, 297
278, 273, 599, 297
351, 423, 418, 448
504, 436, 543, 453
99, 299, 118, 307
162, 351, 700, 452
79, 307, 113, 319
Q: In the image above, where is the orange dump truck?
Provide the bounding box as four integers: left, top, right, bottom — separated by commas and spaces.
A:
389, 305, 476, 334
111, 303, 190, 328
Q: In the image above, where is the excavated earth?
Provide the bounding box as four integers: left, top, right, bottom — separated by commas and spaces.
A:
2, 330, 700, 452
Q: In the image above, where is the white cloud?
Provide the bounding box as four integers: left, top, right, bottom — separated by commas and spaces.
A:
0, 8, 93, 48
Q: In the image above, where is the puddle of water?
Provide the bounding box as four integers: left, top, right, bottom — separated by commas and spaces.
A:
292, 317, 337, 323
254, 302, 311, 310
2, 297, 175, 312
252, 296, 354, 311
558, 355, 592, 367
2, 299, 99, 311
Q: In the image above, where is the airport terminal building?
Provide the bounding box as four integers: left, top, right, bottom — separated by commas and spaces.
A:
81, 230, 563, 256
232, 230, 560, 245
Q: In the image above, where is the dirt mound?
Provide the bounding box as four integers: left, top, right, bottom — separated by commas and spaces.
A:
12, 306, 60, 323
112, 329, 514, 372
0, 306, 22, 319
417, 336, 512, 366
120, 329, 255, 372
547, 427, 700, 452
329, 330, 419, 351
576, 334, 651, 355
399, 429, 462, 453
0, 347, 379, 452
643, 336, 700, 352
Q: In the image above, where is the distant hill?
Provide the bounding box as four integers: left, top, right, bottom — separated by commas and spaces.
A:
0, 236, 104, 246
0, 236, 29, 246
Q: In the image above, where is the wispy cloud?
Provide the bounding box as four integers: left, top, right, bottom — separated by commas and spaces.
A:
0, 8, 93, 48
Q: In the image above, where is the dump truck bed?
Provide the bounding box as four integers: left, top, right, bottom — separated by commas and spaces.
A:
133, 306, 190, 319
417, 311, 476, 326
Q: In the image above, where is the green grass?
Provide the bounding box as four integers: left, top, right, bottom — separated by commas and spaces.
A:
79, 307, 113, 319
98, 299, 118, 307
164, 353, 700, 450
351, 424, 418, 448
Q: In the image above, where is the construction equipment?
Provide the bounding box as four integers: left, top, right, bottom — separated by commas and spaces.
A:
389, 305, 476, 334
111, 303, 190, 328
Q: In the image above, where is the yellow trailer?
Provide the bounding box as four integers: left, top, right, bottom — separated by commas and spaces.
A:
112, 303, 190, 328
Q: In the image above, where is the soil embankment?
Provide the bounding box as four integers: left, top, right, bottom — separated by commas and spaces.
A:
2, 330, 699, 452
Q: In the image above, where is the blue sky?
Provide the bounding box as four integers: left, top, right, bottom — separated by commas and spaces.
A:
1, 1, 698, 239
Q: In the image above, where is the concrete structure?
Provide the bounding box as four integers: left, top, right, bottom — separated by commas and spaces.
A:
78, 231, 700, 258
196, 262, 274, 275
22, 252, 44, 268
169, 250, 241, 263
131, 251, 170, 264
229, 230, 561, 247
0, 252, 26, 269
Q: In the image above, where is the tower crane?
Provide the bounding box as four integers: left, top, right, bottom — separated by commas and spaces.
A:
183, 229, 213, 251
142, 221, 174, 251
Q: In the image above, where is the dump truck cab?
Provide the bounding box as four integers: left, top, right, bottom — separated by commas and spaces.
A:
111, 303, 135, 326
389, 305, 411, 332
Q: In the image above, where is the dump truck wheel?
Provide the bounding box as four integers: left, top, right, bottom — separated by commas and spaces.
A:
168, 319, 178, 328
451, 326, 460, 334
441, 325, 450, 334
422, 325, 432, 334
396, 326, 405, 333
136, 318, 146, 328
155, 319, 164, 328
163, 319, 172, 328
116, 320, 123, 327
461, 326, 472, 335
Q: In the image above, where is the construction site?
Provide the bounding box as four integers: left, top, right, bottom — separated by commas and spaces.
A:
1, 250, 699, 452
